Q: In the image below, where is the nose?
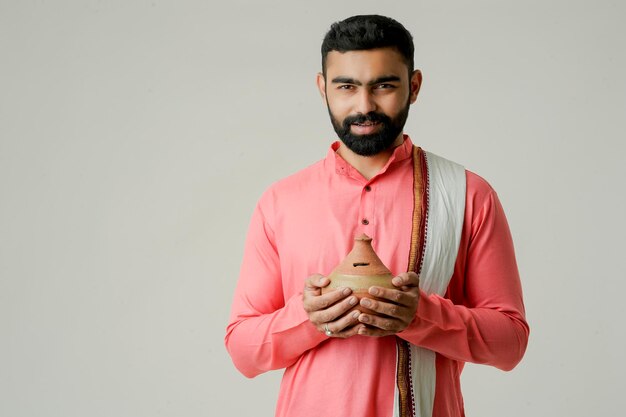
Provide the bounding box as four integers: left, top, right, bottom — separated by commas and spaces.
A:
354, 89, 377, 114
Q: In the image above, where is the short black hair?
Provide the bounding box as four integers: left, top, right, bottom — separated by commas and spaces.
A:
321, 15, 414, 76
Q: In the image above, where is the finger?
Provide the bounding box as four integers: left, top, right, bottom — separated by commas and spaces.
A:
391, 272, 419, 288
330, 323, 366, 339
366, 286, 418, 308
305, 286, 353, 311
359, 296, 405, 318
357, 311, 402, 333
322, 310, 361, 335
308, 293, 358, 322
304, 274, 329, 292
356, 325, 395, 338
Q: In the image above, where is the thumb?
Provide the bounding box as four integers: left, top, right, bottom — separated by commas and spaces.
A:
304, 274, 329, 293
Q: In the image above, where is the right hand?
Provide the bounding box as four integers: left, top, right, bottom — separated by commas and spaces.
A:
302, 274, 364, 338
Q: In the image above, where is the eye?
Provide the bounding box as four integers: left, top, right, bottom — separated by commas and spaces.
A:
337, 84, 354, 90
375, 83, 396, 89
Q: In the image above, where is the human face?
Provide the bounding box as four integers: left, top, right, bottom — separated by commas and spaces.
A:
317, 48, 421, 156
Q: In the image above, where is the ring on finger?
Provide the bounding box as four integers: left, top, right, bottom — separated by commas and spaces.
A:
324, 323, 332, 337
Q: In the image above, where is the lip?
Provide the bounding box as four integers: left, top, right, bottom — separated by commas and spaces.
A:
350, 122, 381, 135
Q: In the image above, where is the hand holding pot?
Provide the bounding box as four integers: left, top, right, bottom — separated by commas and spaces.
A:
302, 274, 364, 338
355, 272, 421, 337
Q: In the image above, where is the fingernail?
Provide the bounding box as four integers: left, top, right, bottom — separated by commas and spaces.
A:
369, 287, 378, 296
359, 315, 369, 323
348, 296, 357, 305
392, 277, 402, 286
352, 311, 360, 319
320, 277, 328, 285
342, 287, 352, 296
361, 299, 371, 307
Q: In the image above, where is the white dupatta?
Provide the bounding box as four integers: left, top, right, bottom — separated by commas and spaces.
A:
393, 150, 466, 417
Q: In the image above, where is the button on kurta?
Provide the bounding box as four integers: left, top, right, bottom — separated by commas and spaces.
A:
361, 218, 369, 225
365, 185, 372, 192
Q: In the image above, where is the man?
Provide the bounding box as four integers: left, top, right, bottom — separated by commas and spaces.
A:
225, 15, 528, 417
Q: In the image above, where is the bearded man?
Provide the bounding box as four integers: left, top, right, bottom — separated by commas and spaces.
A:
225, 14, 529, 417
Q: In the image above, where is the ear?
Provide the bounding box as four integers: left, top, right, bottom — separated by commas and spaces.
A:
409, 70, 422, 104
316, 72, 327, 101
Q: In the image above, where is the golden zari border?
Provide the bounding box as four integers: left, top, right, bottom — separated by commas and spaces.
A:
396, 145, 427, 417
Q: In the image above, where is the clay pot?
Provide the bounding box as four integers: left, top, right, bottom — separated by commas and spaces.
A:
322, 234, 396, 315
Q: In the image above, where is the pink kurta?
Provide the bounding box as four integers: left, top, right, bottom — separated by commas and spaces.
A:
225, 136, 529, 417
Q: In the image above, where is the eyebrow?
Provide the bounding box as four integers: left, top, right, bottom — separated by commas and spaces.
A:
331, 75, 401, 86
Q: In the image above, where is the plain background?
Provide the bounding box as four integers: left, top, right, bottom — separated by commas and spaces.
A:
1, 1, 625, 416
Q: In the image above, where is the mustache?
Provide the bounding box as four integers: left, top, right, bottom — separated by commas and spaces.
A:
342, 112, 391, 126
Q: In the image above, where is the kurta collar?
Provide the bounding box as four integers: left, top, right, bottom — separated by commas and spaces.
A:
326, 135, 414, 181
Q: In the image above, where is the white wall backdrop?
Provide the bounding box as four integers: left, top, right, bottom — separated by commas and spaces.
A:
1, 1, 625, 416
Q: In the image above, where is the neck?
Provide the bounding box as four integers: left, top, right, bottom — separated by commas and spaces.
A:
336, 134, 405, 181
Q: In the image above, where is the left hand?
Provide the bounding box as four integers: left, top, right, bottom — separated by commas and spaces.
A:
356, 272, 420, 337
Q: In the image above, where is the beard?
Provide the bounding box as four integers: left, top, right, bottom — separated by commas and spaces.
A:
328, 101, 410, 157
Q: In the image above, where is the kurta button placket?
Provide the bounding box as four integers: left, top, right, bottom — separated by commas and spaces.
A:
360, 184, 373, 228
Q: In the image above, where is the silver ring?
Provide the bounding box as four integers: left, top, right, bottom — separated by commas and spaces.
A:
324, 324, 332, 337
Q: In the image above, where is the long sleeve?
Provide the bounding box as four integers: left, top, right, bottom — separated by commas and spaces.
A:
224, 197, 326, 378
399, 182, 529, 371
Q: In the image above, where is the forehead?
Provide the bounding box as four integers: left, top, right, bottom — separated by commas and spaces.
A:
325, 48, 409, 81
